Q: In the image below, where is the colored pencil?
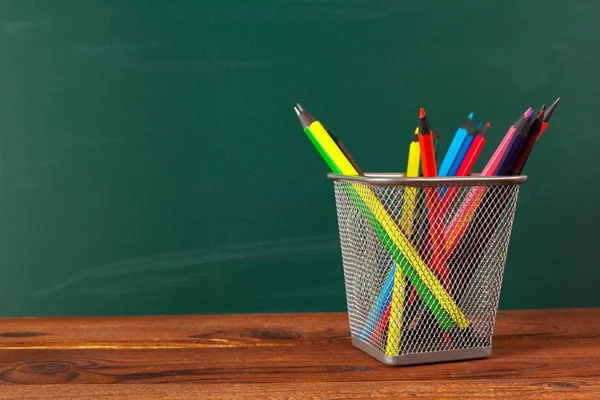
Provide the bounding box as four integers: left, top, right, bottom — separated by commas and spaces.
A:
448, 122, 482, 177
440, 122, 489, 215
509, 106, 545, 175
438, 113, 473, 177
402, 127, 421, 234
482, 108, 533, 176
444, 108, 532, 252
418, 108, 437, 176
537, 97, 560, 140
495, 111, 535, 176
418, 108, 450, 292
456, 122, 489, 177
384, 127, 420, 355
294, 104, 468, 332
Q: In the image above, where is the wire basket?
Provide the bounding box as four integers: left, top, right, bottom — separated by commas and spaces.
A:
328, 173, 526, 366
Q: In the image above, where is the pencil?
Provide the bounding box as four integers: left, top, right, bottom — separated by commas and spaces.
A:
401, 127, 421, 235
495, 111, 535, 176
418, 108, 437, 176
444, 108, 532, 252
509, 106, 545, 175
482, 108, 533, 176
448, 122, 482, 177
438, 121, 481, 198
456, 122, 489, 177
438, 113, 473, 177
537, 97, 560, 140
294, 104, 468, 332
296, 104, 362, 176
440, 123, 488, 216
385, 127, 420, 356
418, 108, 450, 292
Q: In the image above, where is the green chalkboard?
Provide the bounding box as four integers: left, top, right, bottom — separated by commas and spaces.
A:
0, 0, 597, 317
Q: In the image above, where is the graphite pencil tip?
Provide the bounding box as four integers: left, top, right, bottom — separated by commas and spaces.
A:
479, 123, 489, 138
418, 110, 431, 134
468, 122, 482, 136
520, 114, 535, 136
294, 105, 315, 128
536, 105, 546, 122
460, 113, 473, 130
543, 97, 560, 123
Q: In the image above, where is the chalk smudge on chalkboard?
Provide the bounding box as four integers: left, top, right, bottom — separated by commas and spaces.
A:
35, 235, 339, 296
1, 21, 32, 35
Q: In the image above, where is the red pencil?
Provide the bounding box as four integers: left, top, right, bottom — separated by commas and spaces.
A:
418, 108, 437, 176
370, 302, 391, 344
536, 97, 560, 140
456, 122, 489, 176
418, 108, 449, 290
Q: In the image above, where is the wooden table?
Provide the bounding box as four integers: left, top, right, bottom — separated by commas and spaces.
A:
0, 308, 598, 399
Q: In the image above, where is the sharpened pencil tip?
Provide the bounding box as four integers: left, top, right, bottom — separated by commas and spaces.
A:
468, 112, 474, 120
535, 105, 546, 122
294, 106, 301, 117
479, 122, 490, 138
524, 107, 534, 118
543, 97, 560, 123
420, 108, 425, 118
296, 103, 305, 112
414, 127, 419, 134
476, 121, 483, 128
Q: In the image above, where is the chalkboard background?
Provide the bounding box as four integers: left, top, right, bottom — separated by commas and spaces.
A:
0, 0, 597, 317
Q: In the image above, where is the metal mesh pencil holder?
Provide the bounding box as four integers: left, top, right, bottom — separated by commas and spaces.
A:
328, 173, 527, 366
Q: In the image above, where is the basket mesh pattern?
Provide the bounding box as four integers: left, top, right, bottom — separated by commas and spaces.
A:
333, 180, 520, 358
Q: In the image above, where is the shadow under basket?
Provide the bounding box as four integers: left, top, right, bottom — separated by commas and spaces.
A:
328, 172, 527, 366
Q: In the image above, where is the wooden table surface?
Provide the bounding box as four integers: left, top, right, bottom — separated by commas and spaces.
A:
0, 308, 598, 399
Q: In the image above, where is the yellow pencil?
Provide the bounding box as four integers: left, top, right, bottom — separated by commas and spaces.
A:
385, 127, 421, 356
401, 127, 421, 236
295, 105, 468, 330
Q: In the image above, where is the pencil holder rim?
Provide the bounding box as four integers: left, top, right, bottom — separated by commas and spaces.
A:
327, 172, 527, 186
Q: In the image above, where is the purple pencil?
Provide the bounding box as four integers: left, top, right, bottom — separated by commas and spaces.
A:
494, 109, 535, 176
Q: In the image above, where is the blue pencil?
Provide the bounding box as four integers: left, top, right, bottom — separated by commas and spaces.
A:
448, 121, 482, 177
359, 265, 396, 341
438, 112, 473, 177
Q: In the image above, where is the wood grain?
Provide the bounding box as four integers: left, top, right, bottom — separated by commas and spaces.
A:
0, 309, 598, 399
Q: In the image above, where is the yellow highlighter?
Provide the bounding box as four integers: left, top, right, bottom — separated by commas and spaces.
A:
385, 128, 421, 356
